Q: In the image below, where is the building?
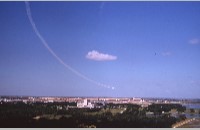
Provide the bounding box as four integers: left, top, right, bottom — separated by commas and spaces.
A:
77, 99, 94, 108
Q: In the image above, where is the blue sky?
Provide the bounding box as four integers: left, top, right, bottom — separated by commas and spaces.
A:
0, 2, 200, 98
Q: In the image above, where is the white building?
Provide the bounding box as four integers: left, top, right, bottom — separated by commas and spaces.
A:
77, 99, 94, 108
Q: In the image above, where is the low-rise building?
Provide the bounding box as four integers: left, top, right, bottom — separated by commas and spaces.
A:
77, 99, 94, 108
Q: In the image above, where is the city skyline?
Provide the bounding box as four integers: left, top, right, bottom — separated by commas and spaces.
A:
0, 2, 200, 98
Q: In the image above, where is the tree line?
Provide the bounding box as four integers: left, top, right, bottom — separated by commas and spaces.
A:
0, 101, 188, 128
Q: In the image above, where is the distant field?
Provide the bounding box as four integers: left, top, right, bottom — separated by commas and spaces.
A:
84, 108, 123, 116
33, 114, 72, 120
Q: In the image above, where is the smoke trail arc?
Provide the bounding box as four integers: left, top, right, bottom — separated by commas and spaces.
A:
25, 2, 114, 90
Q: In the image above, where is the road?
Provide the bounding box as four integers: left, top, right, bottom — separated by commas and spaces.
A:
172, 118, 200, 128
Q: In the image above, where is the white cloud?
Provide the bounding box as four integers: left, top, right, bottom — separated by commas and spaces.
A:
86, 50, 117, 61
162, 51, 172, 56
189, 38, 199, 45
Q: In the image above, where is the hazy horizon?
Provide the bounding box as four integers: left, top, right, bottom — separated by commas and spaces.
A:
1, 2, 200, 98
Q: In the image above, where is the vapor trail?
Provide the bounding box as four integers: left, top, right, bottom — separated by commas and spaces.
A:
98, 2, 105, 16
25, 2, 114, 90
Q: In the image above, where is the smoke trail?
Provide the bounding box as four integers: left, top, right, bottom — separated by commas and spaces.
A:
25, 2, 114, 90
98, 2, 105, 16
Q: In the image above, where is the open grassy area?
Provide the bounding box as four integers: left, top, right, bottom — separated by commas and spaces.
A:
84, 108, 124, 116
33, 114, 72, 120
